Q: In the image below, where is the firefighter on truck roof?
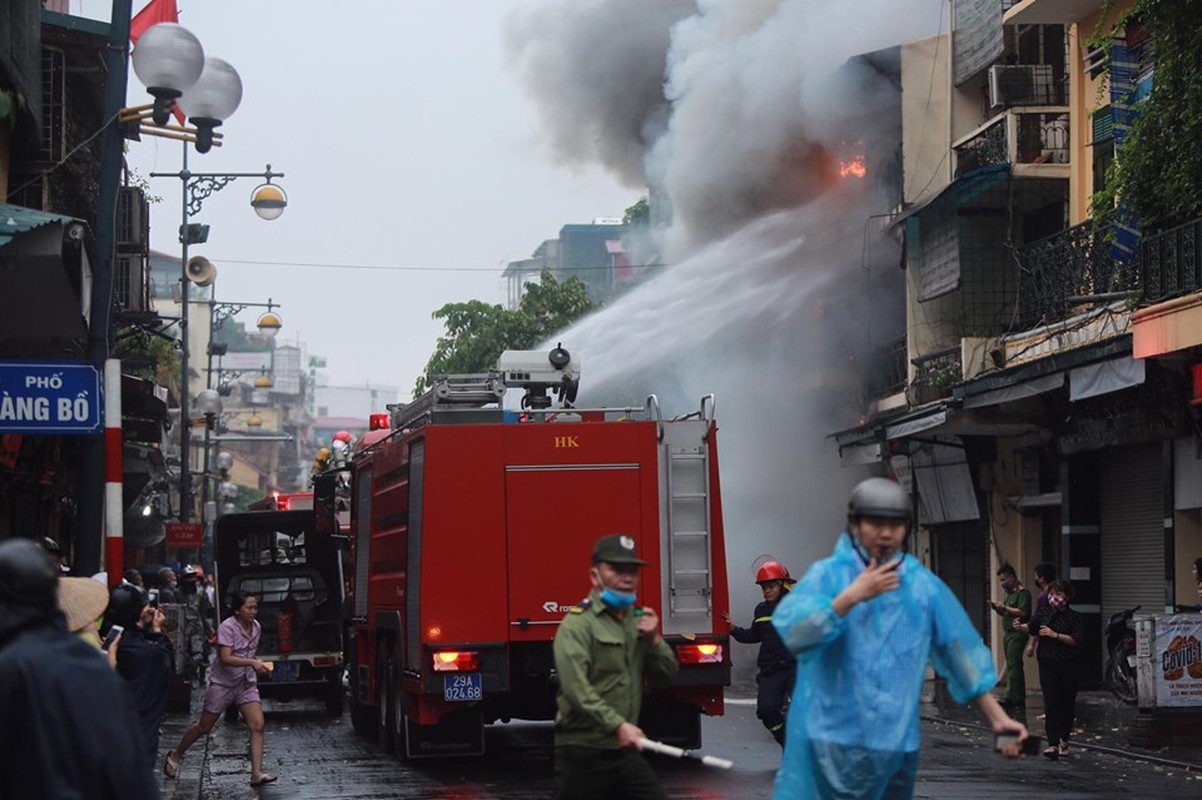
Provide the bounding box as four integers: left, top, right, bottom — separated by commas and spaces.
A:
552, 534, 678, 800
723, 560, 797, 746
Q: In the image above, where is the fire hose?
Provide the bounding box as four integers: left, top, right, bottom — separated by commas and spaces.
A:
638, 738, 734, 770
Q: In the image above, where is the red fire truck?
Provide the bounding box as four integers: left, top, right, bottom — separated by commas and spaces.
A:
345, 347, 731, 758
248, 491, 314, 512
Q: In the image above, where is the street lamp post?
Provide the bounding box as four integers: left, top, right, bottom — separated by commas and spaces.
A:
206, 297, 284, 391
194, 388, 222, 567
148, 163, 286, 524
130, 21, 261, 528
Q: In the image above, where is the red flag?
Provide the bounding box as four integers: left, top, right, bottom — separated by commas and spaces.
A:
130, 0, 186, 125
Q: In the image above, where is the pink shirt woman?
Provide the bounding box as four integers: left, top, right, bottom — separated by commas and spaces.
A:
163, 591, 277, 786
208, 614, 261, 687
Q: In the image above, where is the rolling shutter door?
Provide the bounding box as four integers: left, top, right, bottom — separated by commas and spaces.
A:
1100, 444, 1164, 626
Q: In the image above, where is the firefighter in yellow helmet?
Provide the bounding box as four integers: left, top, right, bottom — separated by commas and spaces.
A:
723, 560, 797, 746
308, 448, 331, 486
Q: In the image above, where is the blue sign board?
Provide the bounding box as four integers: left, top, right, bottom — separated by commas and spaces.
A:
0, 361, 103, 434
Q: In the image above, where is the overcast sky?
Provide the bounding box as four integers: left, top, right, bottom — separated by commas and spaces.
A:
78, 0, 642, 390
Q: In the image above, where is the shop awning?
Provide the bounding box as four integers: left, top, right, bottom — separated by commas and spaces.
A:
0, 204, 80, 248
1070, 355, 1145, 401
886, 406, 949, 440
963, 373, 1064, 409
911, 436, 981, 524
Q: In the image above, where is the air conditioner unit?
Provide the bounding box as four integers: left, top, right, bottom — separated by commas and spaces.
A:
989, 64, 1058, 108
114, 254, 147, 313
116, 186, 149, 252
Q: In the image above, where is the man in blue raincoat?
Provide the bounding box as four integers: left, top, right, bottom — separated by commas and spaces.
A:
771, 478, 1027, 799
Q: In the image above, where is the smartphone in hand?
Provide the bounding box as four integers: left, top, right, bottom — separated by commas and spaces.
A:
147, 589, 159, 607
102, 624, 124, 651
995, 732, 1041, 756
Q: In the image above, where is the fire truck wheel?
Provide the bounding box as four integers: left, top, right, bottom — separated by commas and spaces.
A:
349, 680, 377, 736
376, 642, 397, 755
324, 669, 345, 716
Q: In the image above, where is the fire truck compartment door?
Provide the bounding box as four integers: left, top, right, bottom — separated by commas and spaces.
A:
505, 464, 643, 639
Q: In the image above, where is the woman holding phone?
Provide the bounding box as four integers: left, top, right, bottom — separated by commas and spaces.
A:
1013, 579, 1082, 759
164, 591, 276, 786
106, 584, 174, 767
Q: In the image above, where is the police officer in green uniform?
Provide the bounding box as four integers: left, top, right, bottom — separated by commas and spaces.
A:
552, 533, 679, 800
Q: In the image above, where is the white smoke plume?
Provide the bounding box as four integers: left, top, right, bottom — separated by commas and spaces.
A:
507, 0, 942, 678
507, 0, 942, 256
504, 0, 697, 187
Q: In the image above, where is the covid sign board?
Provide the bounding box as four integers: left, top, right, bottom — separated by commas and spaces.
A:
0, 361, 102, 434
1153, 615, 1202, 707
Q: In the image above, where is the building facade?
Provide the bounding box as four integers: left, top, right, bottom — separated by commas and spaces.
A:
839, 0, 1201, 688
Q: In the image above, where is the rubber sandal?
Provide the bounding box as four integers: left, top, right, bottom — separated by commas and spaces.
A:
163, 751, 181, 779
1059, 743, 1070, 757
250, 774, 278, 787
1042, 746, 1059, 760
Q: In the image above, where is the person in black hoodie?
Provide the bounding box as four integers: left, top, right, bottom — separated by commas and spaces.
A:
0, 539, 157, 800
723, 560, 798, 745
1013, 579, 1082, 759
107, 583, 176, 767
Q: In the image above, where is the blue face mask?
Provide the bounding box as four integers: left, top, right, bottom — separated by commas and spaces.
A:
600, 587, 637, 609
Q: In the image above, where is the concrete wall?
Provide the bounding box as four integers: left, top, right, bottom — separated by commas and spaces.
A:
901, 35, 952, 209
1174, 510, 1201, 606
1069, 1, 1136, 225
986, 438, 1050, 690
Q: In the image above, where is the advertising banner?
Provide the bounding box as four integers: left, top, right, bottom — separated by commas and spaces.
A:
1154, 614, 1202, 707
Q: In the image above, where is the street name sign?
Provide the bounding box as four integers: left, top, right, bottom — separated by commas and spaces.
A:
0, 361, 102, 434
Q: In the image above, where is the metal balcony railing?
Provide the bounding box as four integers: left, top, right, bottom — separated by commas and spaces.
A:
1142, 218, 1202, 304
1015, 219, 1138, 330
908, 346, 962, 406
953, 108, 1070, 179
868, 337, 908, 398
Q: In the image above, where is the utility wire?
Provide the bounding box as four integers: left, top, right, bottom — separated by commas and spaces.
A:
7, 110, 122, 198
207, 258, 669, 273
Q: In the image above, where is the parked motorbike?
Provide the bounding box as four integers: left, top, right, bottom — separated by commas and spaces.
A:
1104, 605, 1140, 704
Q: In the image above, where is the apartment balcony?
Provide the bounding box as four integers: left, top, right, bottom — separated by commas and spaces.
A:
1015, 219, 1138, 330
868, 337, 908, 399
907, 346, 963, 406
953, 108, 1070, 181
1142, 217, 1202, 305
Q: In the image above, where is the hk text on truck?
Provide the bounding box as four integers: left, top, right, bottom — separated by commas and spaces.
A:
345, 347, 731, 758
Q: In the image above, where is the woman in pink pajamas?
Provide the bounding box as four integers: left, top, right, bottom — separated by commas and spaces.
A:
163, 591, 277, 786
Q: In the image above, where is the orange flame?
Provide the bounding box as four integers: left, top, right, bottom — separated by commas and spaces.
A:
838, 154, 867, 179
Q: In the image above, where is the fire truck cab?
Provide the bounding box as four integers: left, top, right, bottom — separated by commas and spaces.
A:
346, 347, 730, 758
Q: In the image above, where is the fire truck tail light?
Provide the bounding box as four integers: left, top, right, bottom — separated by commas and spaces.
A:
369, 413, 390, 431
432, 650, 479, 672
312, 655, 336, 667
676, 642, 723, 665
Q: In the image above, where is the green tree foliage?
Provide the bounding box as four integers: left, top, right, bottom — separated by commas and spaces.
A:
113, 327, 180, 388
414, 270, 594, 397
1092, 0, 1202, 227
623, 197, 650, 226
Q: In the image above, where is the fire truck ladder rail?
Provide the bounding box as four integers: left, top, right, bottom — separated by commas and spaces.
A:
665, 441, 712, 618
388, 373, 506, 430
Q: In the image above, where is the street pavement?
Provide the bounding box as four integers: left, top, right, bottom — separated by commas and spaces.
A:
153, 686, 1202, 799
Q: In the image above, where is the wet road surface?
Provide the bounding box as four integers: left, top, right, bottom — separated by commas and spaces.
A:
165, 695, 1201, 799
